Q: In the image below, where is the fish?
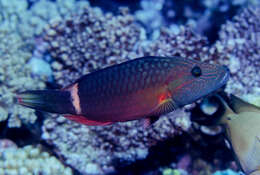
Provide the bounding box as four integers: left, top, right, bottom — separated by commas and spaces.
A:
217, 94, 260, 175
17, 56, 229, 126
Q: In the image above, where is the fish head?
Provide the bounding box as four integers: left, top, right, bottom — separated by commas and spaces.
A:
167, 57, 230, 107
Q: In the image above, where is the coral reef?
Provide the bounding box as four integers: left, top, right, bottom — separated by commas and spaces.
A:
162, 168, 187, 175
42, 111, 190, 174
213, 169, 243, 175
209, 6, 260, 97
149, 6, 260, 98
39, 3, 256, 174
135, 0, 165, 37
43, 5, 145, 86
0, 20, 45, 127
0, 0, 258, 174
0, 0, 92, 128
0, 140, 72, 175
40, 9, 192, 174
145, 25, 209, 61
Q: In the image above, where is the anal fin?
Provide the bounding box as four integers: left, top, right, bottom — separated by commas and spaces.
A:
142, 116, 160, 128
64, 115, 113, 126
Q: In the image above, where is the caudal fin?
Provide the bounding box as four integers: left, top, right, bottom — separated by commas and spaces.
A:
16, 90, 75, 114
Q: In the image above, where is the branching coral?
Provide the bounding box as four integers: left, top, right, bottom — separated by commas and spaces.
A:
0, 24, 45, 127
145, 25, 210, 61
42, 111, 190, 174
0, 0, 91, 127
209, 6, 260, 96
0, 141, 72, 175
43, 6, 145, 86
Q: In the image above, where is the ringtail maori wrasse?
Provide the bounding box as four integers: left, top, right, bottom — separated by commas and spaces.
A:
218, 95, 260, 175
17, 56, 229, 126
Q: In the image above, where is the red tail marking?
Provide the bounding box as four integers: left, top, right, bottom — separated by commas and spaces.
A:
64, 115, 113, 126
158, 92, 171, 104
16, 95, 23, 104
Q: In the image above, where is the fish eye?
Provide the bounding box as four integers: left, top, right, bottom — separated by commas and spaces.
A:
191, 66, 202, 77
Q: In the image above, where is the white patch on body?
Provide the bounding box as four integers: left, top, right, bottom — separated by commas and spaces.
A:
69, 83, 81, 114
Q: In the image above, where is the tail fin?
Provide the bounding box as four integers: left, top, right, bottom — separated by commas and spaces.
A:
16, 90, 75, 114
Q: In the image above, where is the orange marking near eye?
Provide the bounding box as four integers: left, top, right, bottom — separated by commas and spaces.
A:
158, 92, 171, 104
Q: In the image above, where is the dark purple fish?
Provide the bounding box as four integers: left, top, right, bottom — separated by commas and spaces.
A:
17, 56, 229, 126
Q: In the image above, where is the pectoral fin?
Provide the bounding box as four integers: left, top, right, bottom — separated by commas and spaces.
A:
152, 98, 177, 116
142, 116, 160, 128
215, 95, 236, 124
142, 97, 176, 128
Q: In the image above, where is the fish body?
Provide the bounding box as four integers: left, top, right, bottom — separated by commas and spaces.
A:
18, 56, 229, 125
219, 95, 260, 175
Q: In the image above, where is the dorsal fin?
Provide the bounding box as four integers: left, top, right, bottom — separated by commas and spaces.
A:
230, 94, 260, 114
142, 116, 160, 128
215, 95, 236, 124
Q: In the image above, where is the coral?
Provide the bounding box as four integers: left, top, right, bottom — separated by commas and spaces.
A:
242, 94, 260, 107
162, 168, 186, 175
2, 0, 257, 173
43, 6, 145, 86
17, 0, 90, 38
145, 25, 210, 61
39, 6, 214, 174
42, 111, 190, 174
149, 6, 260, 98
209, 6, 260, 96
0, 139, 17, 150
0, 143, 72, 175
191, 159, 212, 175
135, 0, 165, 36
0, 0, 93, 128
213, 169, 243, 175
0, 24, 45, 127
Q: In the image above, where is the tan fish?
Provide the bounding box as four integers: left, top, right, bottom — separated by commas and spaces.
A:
218, 94, 260, 175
